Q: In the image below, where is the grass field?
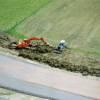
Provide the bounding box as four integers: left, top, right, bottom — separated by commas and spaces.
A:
0, 0, 100, 56
0, 0, 50, 31
13, 0, 100, 54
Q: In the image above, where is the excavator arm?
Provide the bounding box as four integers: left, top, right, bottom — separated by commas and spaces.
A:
16, 37, 48, 48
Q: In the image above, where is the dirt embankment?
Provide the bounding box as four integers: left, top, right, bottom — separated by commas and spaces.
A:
18, 47, 100, 77
0, 33, 100, 77
0, 32, 17, 48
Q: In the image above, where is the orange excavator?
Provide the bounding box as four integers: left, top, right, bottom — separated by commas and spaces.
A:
17, 37, 49, 48
9, 37, 50, 49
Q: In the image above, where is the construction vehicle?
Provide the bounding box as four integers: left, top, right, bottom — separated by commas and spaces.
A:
9, 37, 50, 49
17, 37, 49, 48
8, 37, 67, 53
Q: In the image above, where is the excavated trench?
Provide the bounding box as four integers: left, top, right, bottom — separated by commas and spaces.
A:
0, 33, 100, 77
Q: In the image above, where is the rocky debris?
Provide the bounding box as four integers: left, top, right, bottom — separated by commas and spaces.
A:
30, 45, 54, 53
0, 32, 10, 47
0, 33, 100, 77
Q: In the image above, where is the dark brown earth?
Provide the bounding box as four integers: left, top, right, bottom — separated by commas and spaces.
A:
0, 32, 100, 77
0, 32, 17, 48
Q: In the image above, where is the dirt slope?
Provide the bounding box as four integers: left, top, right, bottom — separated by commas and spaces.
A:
0, 32, 17, 48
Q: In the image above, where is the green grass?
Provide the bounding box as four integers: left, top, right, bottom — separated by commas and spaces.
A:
0, 0, 100, 56
13, 0, 100, 56
8, 28, 27, 39
72, 48, 100, 57
0, 0, 50, 31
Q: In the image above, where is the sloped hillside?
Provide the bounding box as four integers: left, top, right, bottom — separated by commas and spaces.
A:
0, 0, 50, 31
14, 0, 100, 53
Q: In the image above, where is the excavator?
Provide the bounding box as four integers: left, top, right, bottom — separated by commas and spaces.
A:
9, 37, 50, 49
8, 37, 66, 53
16, 37, 49, 48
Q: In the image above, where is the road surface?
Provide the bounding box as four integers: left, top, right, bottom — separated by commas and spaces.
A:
0, 54, 100, 100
